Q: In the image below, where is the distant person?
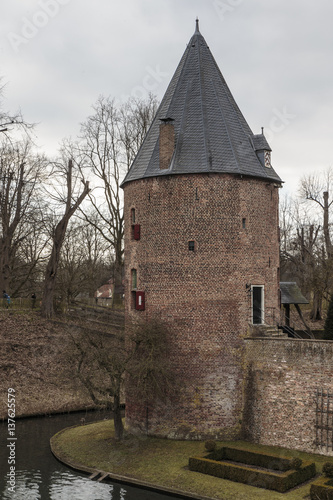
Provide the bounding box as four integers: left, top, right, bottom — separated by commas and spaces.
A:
31, 293, 36, 309
3, 290, 10, 308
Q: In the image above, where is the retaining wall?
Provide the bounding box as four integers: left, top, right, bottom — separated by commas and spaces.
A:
243, 338, 333, 455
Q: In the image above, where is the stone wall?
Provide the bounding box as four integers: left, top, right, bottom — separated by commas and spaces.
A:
243, 338, 333, 455
123, 173, 280, 439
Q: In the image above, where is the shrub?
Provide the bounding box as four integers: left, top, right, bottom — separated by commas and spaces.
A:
290, 458, 303, 470
204, 440, 216, 452
209, 447, 291, 471
323, 462, 333, 478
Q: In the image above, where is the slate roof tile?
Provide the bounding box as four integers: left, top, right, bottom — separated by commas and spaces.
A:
121, 22, 282, 187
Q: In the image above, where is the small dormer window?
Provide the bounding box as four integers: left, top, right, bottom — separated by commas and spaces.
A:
264, 150, 271, 168
252, 132, 272, 170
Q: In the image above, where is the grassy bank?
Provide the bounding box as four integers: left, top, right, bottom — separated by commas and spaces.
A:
0, 308, 124, 419
51, 419, 333, 500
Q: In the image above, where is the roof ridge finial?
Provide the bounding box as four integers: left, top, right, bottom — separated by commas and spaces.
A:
195, 17, 200, 33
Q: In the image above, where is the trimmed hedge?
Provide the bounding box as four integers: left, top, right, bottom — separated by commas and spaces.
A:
207, 447, 292, 471
310, 476, 333, 499
323, 462, 333, 478
189, 447, 316, 493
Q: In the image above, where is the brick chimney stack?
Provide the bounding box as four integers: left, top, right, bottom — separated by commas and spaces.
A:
159, 118, 175, 170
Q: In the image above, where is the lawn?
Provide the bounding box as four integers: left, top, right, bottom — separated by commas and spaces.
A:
50, 419, 333, 500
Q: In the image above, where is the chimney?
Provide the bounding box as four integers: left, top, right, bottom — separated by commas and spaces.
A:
159, 117, 175, 170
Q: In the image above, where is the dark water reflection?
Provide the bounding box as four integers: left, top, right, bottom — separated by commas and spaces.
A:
0, 411, 180, 500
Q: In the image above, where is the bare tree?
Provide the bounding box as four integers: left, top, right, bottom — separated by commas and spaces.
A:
79, 216, 113, 298
63, 94, 158, 305
0, 138, 47, 295
56, 218, 112, 304
294, 225, 323, 322
69, 316, 174, 441
0, 79, 34, 136
69, 328, 128, 441
301, 169, 333, 258
299, 168, 333, 318
40, 159, 90, 318
280, 194, 326, 321
127, 317, 176, 404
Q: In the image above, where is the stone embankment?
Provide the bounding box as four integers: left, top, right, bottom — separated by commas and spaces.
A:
0, 306, 124, 419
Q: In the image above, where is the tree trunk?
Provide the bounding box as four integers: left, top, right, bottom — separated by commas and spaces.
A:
283, 303, 290, 327
40, 236, 63, 318
0, 239, 10, 294
113, 392, 124, 440
310, 290, 323, 321
294, 304, 313, 338
111, 254, 123, 308
0, 164, 24, 295
323, 191, 333, 259
40, 160, 90, 318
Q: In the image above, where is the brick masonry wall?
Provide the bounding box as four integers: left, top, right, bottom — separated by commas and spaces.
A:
159, 122, 175, 170
244, 338, 333, 455
123, 173, 280, 439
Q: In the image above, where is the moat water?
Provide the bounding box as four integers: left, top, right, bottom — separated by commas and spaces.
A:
0, 411, 181, 500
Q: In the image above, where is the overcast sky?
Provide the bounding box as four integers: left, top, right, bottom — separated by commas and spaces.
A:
1, 0, 333, 195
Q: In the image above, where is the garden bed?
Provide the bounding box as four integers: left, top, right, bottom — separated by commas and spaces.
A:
189, 446, 316, 493
310, 475, 333, 499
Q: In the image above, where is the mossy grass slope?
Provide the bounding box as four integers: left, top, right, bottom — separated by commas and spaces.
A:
51, 419, 333, 500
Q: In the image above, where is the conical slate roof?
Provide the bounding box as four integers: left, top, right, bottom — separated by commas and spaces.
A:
121, 21, 282, 186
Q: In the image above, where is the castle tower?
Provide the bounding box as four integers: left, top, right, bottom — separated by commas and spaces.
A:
121, 21, 282, 439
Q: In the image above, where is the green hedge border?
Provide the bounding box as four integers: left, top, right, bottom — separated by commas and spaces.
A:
189, 447, 316, 493
310, 476, 333, 499
208, 447, 292, 471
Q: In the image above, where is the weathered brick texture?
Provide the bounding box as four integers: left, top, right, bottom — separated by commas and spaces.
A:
244, 338, 333, 456
159, 121, 175, 170
124, 173, 280, 439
